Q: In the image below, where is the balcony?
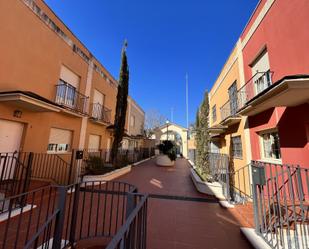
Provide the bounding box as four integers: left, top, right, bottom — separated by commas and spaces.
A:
219, 99, 242, 126
90, 102, 112, 125
237, 73, 309, 116
55, 79, 88, 115
237, 71, 273, 112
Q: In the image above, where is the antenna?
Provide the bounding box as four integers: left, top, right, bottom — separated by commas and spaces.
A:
186, 73, 189, 128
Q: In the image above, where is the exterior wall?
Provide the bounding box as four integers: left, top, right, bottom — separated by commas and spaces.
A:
0, 0, 144, 155
127, 98, 144, 136
209, 44, 250, 170
240, 0, 309, 167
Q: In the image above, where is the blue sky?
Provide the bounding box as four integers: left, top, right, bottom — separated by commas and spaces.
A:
45, 0, 258, 127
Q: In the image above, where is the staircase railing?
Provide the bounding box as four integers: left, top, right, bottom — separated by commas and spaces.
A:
251, 161, 309, 249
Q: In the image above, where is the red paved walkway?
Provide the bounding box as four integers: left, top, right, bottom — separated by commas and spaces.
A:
117, 158, 253, 249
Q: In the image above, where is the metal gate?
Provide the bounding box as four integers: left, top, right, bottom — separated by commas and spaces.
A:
251, 161, 309, 249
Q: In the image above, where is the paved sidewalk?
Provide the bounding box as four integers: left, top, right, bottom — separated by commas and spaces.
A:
117, 158, 253, 249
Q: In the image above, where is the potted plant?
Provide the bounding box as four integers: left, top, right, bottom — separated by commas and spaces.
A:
156, 140, 177, 166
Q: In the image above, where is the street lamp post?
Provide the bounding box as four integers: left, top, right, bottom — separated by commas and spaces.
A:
166, 120, 170, 141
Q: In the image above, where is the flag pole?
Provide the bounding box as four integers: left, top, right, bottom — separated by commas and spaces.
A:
186, 73, 189, 129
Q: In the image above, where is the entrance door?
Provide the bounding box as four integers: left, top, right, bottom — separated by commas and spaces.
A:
0, 119, 24, 183
0, 119, 24, 153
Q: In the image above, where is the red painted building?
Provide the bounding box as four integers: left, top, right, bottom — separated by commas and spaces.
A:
239, 0, 309, 166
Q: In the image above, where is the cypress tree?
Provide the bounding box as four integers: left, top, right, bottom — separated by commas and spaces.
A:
111, 41, 129, 167
195, 91, 210, 176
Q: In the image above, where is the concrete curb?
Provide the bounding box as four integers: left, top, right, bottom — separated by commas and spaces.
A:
240, 227, 271, 249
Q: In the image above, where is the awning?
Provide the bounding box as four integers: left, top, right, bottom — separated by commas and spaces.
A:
239, 75, 309, 116
0, 91, 60, 112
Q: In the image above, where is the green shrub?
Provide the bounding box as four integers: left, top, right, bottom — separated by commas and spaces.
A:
85, 156, 113, 175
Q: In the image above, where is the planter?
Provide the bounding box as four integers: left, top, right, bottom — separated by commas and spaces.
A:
190, 168, 225, 199
83, 165, 132, 182
156, 155, 175, 167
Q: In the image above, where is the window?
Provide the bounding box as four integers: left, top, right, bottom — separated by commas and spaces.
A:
210, 141, 220, 153
251, 50, 271, 95
88, 134, 101, 151
212, 105, 217, 122
231, 136, 242, 158
228, 81, 238, 115
260, 131, 281, 160
47, 128, 72, 153
56, 66, 80, 107
92, 90, 105, 119
130, 115, 136, 127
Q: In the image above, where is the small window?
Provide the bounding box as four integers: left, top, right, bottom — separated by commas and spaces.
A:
231, 136, 242, 158
88, 134, 101, 151
212, 105, 217, 122
47, 128, 72, 153
130, 115, 136, 127
260, 130, 281, 160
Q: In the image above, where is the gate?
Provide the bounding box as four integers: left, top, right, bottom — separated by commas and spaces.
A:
0, 180, 148, 249
251, 161, 309, 249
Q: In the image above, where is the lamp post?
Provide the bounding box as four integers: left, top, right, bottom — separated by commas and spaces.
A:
166, 120, 170, 141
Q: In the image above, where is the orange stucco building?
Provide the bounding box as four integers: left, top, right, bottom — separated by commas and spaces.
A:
0, 0, 145, 155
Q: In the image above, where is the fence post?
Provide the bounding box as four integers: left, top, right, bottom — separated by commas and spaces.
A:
23, 152, 33, 194
251, 161, 262, 233
225, 156, 231, 202
67, 149, 75, 185
69, 183, 80, 247
126, 190, 137, 219
52, 186, 67, 249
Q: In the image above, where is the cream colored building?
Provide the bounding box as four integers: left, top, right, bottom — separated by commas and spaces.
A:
208, 39, 251, 197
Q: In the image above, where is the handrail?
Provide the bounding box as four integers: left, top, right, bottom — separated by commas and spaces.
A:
105, 194, 148, 249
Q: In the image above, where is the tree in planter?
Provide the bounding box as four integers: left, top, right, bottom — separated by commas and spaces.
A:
111, 41, 129, 167
157, 140, 177, 161
195, 91, 210, 177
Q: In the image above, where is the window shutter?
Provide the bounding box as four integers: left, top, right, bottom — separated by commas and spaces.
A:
251, 51, 270, 74
49, 128, 72, 145
60, 65, 80, 88
93, 90, 104, 105
89, 135, 101, 151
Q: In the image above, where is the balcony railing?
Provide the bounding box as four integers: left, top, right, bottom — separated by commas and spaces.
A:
90, 103, 111, 124
55, 79, 88, 114
237, 71, 273, 110
220, 98, 239, 121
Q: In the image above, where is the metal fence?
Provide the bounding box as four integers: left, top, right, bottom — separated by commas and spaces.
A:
106, 193, 148, 249
208, 153, 252, 203
251, 161, 309, 249
0, 152, 32, 211
0, 180, 147, 249
0, 148, 155, 207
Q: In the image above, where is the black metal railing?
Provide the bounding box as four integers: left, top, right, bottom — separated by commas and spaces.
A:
80, 148, 155, 177
90, 103, 112, 124
251, 161, 309, 249
0, 180, 147, 249
208, 153, 252, 203
30, 152, 75, 185
0, 152, 32, 210
55, 79, 88, 114
106, 193, 148, 249
237, 71, 273, 110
